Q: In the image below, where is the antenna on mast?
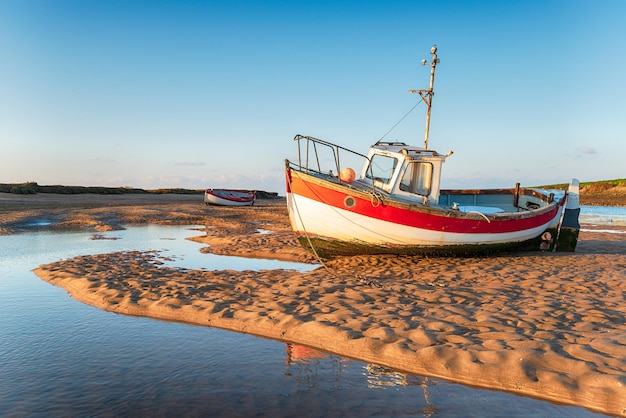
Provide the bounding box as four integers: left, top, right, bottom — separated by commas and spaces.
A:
409, 45, 440, 149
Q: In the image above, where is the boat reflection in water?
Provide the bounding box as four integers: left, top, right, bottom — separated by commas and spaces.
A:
284, 343, 436, 416
285, 343, 330, 364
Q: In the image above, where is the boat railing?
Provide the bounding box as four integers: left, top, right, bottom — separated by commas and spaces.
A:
291, 134, 372, 182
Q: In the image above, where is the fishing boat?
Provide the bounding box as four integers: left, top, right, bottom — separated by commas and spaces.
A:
204, 189, 256, 206
284, 46, 580, 259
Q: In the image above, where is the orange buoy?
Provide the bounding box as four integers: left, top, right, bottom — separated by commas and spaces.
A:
339, 167, 356, 183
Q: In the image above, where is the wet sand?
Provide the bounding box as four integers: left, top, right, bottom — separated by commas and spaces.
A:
2, 193, 624, 416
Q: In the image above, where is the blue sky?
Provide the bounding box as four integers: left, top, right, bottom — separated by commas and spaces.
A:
1, 0, 624, 194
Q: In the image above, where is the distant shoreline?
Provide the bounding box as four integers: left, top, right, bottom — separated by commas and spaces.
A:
1, 180, 625, 206
0, 182, 280, 200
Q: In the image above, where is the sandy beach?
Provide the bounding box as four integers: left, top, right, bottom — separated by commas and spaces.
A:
2, 193, 624, 416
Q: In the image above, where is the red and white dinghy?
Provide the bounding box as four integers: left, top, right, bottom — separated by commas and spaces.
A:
284, 46, 580, 259
204, 189, 256, 206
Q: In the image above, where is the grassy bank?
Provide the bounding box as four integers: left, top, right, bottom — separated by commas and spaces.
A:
0, 182, 280, 199
0, 182, 201, 195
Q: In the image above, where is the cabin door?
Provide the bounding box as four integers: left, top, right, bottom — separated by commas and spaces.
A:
400, 162, 433, 197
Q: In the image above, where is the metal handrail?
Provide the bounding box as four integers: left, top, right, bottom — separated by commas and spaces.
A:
292, 134, 370, 175
291, 135, 387, 200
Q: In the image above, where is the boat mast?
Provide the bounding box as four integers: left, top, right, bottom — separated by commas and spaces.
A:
409, 45, 440, 149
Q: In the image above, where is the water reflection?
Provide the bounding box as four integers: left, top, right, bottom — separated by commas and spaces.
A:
284, 343, 346, 397
284, 344, 438, 417
580, 205, 626, 227
365, 364, 437, 418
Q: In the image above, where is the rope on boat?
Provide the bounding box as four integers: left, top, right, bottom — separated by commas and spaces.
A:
286, 169, 398, 289
369, 190, 383, 207
552, 190, 569, 252
377, 99, 424, 143
466, 211, 491, 223
285, 171, 329, 270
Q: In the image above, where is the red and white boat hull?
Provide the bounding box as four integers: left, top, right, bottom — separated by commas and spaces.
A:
286, 170, 564, 257
204, 189, 256, 206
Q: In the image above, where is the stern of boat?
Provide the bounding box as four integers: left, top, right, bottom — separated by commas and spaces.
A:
555, 179, 580, 252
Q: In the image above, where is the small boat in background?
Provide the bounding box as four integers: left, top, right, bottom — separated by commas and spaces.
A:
204, 189, 256, 206
284, 46, 580, 258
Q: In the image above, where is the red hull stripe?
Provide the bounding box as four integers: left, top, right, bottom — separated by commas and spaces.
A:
289, 173, 560, 234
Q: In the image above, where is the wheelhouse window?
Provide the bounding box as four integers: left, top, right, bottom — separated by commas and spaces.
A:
399, 162, 433, 196
365, 155, 398, 184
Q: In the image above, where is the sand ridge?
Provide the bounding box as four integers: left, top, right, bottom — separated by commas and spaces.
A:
34, 227, 626, 416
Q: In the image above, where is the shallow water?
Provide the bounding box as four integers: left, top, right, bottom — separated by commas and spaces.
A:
0, 225, 607, 417
580, 205, 626, 228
